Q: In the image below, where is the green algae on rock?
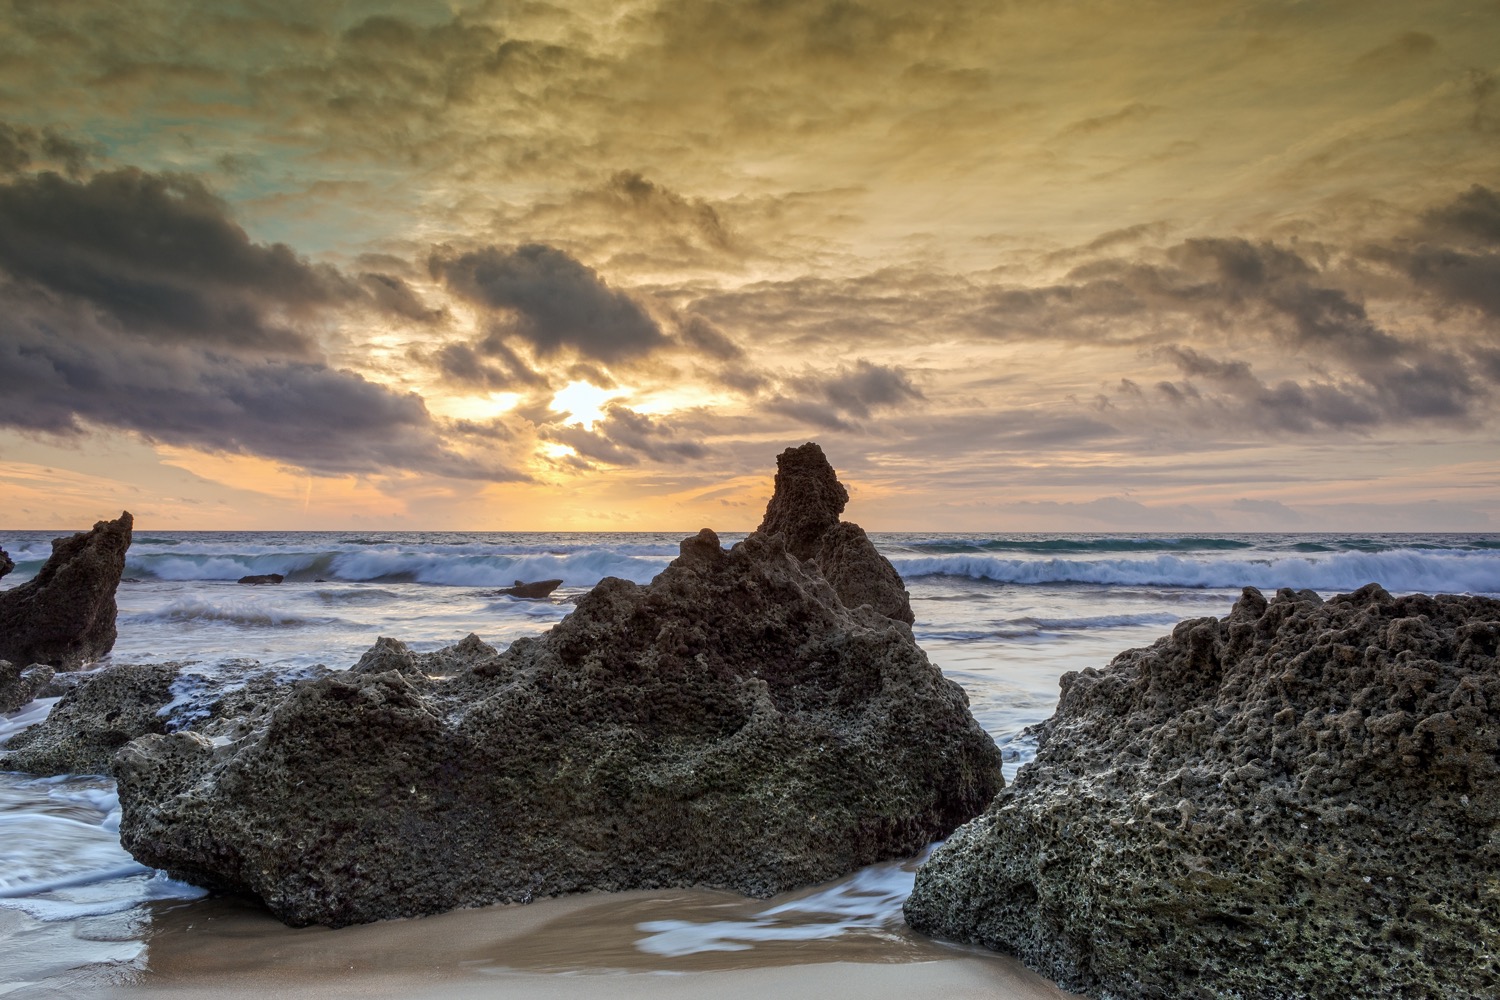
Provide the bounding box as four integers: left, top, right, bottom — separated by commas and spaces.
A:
113, 444, 1003, 927
905, 583, 1500, 1000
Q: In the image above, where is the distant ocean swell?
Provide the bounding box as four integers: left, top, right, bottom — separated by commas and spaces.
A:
124, 549, 671, 588
887, 550, 1500, 594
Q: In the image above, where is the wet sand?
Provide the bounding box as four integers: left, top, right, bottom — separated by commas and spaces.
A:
15, 886, 1082, 1000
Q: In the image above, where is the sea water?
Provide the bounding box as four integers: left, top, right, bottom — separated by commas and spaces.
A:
2, 530, 1498, 988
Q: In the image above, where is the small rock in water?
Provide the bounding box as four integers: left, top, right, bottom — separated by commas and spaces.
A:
497, 578, 564, 599
112, 444, 1004, 927
237, 573, 285, 585
0, 512, 132, 669
905, 583, 1500, 1000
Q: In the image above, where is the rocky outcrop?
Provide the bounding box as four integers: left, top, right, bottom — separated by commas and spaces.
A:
0, 661, 54, 713
1, 662, 178, 774
113, 446, 1002, 927
0, 547, 13, 580
757, 443, 913, 624
237, 573, 284, 585
0, 512, 132, 669
905, 583, 1500, 1000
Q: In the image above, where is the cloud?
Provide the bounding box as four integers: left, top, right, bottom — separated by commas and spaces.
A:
766, 360, 926, 430
0, 121, 94, 176
431, 244, 669, 362
0, 280, 520, 481
0, 168, 356, 353
543, 405, 708, 467
679, 315, 745, 360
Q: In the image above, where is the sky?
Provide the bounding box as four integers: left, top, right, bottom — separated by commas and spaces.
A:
0, 0, 1497, 532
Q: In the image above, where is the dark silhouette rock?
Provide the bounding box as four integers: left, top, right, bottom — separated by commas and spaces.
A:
905, 583, 1500, 1000
757, 442, 913, 624
0, 512, 132, 669
113, 447, 1002, 927
0, 548, 13, 580
237, 573, 284, 585
0, 661, 54, 713
497, 579, 563, 599
1, 662, 177, 774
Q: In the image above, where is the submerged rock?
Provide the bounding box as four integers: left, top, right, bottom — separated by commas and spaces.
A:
0, 660, 54, 713
758, 443, 914, 624
0, 512, 132, 669
237, 573, 284, 585
113, 446, 1002, 927
905, 583, 1500, 1000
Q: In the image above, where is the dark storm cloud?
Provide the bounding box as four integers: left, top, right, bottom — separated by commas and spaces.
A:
1377, 185, 1500, 317
543, 406, 708, 467
0, 168, 356, 353
1141, 341, 1479, 434
432, 244, 669, 362
0, 282, 520, 481
766, 360, 925, 431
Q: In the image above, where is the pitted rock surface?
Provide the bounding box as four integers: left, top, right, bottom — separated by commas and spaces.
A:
1, 662, 178, 775
0, 660, 54, 714
905, 583, 1500, 1000
0, 512, 132, 669
757, 442, 913, 624
113, 448, 1001, 927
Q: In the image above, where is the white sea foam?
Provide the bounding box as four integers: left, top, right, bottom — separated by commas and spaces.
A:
634, 852, 926, 957
889, 549, 1500, 594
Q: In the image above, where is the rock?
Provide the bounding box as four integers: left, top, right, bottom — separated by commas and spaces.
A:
496, 579, 564, 599
0, 512, 132, 669
757, 442, 913, 624
0, 662, 178, 774
0, 547, 13, 580
113, 447, 1003, 927
237, 573, 284, 585
0, 659, 333, 775
904, 583, 1500, 1000
0, 660, 54, 713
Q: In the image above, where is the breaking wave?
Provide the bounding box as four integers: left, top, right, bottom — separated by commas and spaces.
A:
888, 549, 1500, 594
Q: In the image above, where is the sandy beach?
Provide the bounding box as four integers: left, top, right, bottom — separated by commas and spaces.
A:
15, 887, 1080, 1000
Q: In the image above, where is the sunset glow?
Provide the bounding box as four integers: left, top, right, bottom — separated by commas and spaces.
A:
0, 1, 1495, 530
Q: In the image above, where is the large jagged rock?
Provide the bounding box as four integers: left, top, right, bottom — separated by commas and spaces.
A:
905, 583, 1500, 1000
757, 442, 913, 624
114, 448, 1002, 927
0, 512, 132, 669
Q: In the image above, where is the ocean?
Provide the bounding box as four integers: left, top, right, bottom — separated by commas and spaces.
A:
3, 530, 1499, 991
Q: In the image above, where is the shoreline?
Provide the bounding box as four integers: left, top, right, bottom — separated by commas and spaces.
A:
18, 887, 1082, 1000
